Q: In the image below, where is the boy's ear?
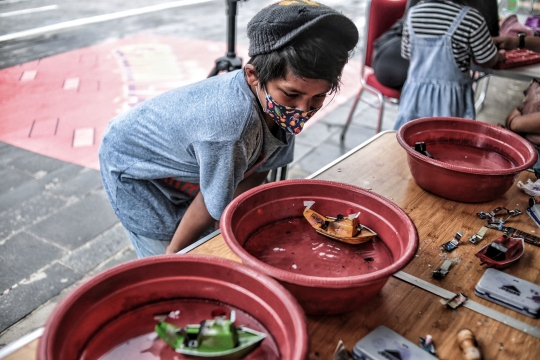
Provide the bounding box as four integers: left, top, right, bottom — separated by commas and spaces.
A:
244, 64, 260, 87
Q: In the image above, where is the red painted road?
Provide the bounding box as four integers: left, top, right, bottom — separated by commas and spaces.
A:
0, 35, 360, 170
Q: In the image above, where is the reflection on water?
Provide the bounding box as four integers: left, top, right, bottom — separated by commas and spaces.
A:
87, 300, 279, 360
429, 143, 514, 170
244, 217, 393, 277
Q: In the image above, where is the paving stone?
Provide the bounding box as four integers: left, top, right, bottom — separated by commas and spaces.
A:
327, 122, 377, 152
295, 121, 339, 148
0, 193, 68, 241
27, 191, 118, 250
291, 142, 312, 166
296, 141, 348, 175
0, 262, 82, 333
0, 232, 65, 292
0, 164, 91, 219
60, 224, 129, 274
48, 168, 103, 198
0, 145, 33, 166
88, 247, 138, 276
38, 163, 86, 186
0, 167, 34, 196
6, 151, 67, 178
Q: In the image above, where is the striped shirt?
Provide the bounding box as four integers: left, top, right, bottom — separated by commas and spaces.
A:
402, 0, 498, 72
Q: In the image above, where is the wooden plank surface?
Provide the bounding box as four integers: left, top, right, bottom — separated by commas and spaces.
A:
187, 132, 540, 359
308, 132, 540, 359
11, 132, 540, 360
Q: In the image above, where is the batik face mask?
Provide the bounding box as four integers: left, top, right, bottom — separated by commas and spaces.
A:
259, 85, 319, 135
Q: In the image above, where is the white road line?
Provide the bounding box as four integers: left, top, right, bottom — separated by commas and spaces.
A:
0, 0, 34, 4
0, 5, 58, 17
0, 0, 214, 42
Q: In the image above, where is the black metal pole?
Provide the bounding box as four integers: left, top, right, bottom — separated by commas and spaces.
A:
226, 0, 238, 57
208, 0, 245, 77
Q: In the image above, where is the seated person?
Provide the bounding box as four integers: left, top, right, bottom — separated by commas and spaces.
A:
372, 0, 499, 90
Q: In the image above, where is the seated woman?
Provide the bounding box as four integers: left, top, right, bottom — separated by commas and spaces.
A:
371, 0, 499, 90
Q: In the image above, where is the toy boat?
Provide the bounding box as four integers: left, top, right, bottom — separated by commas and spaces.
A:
475, 235, 524, 270
154, 311, 266, 357
303, 201, 377, 245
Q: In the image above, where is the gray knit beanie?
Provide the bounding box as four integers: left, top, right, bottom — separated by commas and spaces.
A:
247, 0, 359, 57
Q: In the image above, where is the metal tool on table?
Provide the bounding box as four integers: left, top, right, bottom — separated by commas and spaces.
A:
468, 226, 488, 244
441, 230, 463, 252
433, 259, 454, 279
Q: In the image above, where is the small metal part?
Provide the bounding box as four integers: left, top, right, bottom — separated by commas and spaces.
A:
441, 231, 463, 252
468, 226, 488, 244
419, 334, 438, 356
433, 259, 453, 279
503, 227, 540, 247
440, 292, 468, 309
414, 142, 434, 158
477, 207, 522, 226
333, 340, 351, 360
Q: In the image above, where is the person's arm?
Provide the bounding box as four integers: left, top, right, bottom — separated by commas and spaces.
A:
493, 35, 540, 53
506, 107, 540, 133
478, 50, 506, 69
165, 170, 270, 254
166, 191, 215, 254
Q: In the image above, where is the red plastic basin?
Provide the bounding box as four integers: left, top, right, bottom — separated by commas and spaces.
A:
38, 255, 308, 360
220, 179, 418, 315
397, 117, 538, 203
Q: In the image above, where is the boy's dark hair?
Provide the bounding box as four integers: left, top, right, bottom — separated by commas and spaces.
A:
247, 28, 353, 93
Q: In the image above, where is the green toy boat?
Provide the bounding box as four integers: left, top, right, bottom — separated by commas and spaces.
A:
154, 311, 266, 358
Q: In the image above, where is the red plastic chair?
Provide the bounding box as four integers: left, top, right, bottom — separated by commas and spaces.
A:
341, 0, 407, 142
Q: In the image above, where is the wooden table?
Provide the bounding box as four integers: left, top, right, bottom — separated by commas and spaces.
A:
4, 132, 540, 359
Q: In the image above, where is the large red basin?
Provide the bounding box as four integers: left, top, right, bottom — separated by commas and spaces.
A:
397, 117, 538, 203
38, 255, 308, 360
221, 179, 418, 315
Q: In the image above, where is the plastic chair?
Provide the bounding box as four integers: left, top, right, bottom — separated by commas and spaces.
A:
341, 0, 407, 142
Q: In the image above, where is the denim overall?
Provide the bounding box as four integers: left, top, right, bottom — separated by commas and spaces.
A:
393, 6, 475, 130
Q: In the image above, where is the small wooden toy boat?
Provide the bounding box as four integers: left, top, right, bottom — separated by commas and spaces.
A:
154, 310, 266, 357
303, 201, 377, 245
475, 235, 524, 270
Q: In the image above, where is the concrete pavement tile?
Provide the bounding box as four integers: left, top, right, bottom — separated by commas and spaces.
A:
0, 145, 33, 166
0, 232, 65, 292
48, 168, 103, 198
6, 151, 67, 178
291, 142, 312, 166
88, 247, 137, 276
26, 191, 118, 250
38, 163, 86, 185
0, 262, 82, 333
0, 193, 68, 241
296, 141, 348, 175
286, 164, 311, 180
327, 123, 377, 151
0, 165, 98, 214
0, 179, 46, 214
0, 167, 34, 196
295, 121, 339, 148
0, 247, 137, 348
60, 224, 130, 274
316, 98, 357, 126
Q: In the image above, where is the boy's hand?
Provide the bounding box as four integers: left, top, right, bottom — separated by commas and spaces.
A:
165, 244, 180, 255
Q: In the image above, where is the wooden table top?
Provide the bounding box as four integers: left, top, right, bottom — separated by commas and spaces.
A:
191, 132, 540, 359
7, 132, 540, 360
